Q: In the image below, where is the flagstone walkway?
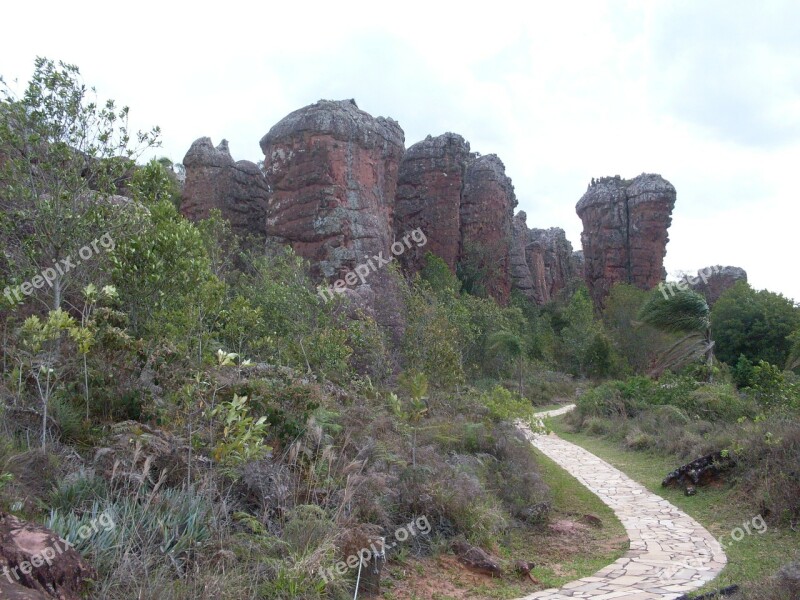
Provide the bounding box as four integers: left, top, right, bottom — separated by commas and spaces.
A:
515, 405, 727, 600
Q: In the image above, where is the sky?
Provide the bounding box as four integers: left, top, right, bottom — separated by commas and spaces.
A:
2, 0, 799, 302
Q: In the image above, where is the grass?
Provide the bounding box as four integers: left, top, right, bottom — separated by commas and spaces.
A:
547, 415, 800, 594
380, 447, 628, 599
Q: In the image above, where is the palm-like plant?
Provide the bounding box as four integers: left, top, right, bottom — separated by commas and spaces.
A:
638, 288, 715, 380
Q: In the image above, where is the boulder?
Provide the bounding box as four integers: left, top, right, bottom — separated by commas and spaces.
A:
577, 174, 676, 309
0, 513, 96, 600
662, 451, 734, 489
451, 539, 502, 577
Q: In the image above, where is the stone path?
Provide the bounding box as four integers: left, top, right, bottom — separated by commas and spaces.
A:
514, 405, 727, 600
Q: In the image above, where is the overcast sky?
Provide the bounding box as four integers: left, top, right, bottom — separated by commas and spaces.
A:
3, 0, 798, 301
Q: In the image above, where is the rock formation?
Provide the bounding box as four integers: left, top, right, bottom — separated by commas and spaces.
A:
577, 174, 676, 309
460, 155, 517, 303
510, 213, 579, 304
690, 265, 747, 305
259, 99, 404, 281
260, 99, 406, 335
394, 133, 471, 273
510, 212, 536, 299
182, 137, 270, 239
394, 136, 518, 304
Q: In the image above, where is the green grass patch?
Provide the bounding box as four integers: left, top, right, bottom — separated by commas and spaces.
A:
547, 416, 800, 594
528, 451, 628, 588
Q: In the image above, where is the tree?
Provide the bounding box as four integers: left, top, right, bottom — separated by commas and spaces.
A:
0, 57, 159, 310
487, 330, 525, 396
638, 288, 714, 379
558, 286, 613, 377
710, 281, 800, 367
603, 283, 671, 373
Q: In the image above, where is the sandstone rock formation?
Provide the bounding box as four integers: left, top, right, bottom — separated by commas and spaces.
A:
260, 99, 404, 281
577, 174, 676, 309
394, 133, 471, 273
260, 99, 406, 335
510, 212, 536, 299
394, 135, 517, 304
510, 213, 579, 304
0, 512, 96, 600
690, 265, 747, 305
182, 137, 270, 239
460, 155, 517, 303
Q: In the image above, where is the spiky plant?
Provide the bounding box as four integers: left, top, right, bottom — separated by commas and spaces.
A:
638, 288, 714, 380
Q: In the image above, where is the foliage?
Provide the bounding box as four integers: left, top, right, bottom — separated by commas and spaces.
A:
480, 385, 533, 422
0, 57, 159, 310
206, 394, 271, 473
557, 286, 617, 377
639, 287, 714, 377
603, 283, 670, 373
711, 281, 800, 367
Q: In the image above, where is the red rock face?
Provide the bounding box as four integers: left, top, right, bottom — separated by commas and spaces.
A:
394, 133, 470, 273
510, 212, 536, 299
460, 155, 517, 304
511, 212, 579, 304
260, 100, 406, 337
260, 99, 404, 282
576, 174, 676, 309
181, 138, 270, 238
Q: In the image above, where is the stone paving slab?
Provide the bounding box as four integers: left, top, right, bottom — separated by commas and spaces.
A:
514, 405, 726, 600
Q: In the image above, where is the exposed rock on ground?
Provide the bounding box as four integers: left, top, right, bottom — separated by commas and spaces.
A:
662, 451, 734, 489
0, 513, 96, 600
451, 539, 502, 577
577, 174, 676, 309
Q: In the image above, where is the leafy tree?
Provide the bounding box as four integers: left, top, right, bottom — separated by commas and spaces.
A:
558, 286, 614, 377
603, 283, 670, 373
638, 288, 713, 379
487, 330, 525, 395
711, 281, 800, 367
0, 57, 159, 310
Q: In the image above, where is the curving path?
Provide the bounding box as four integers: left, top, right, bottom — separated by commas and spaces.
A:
514, 405, 726, 600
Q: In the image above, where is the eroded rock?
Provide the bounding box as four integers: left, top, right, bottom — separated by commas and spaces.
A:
690, 265, 748, 305
460, 155, 517, 304
394, 133, 471, 273
577, 174, 676, 309
182, 137, 270, 239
